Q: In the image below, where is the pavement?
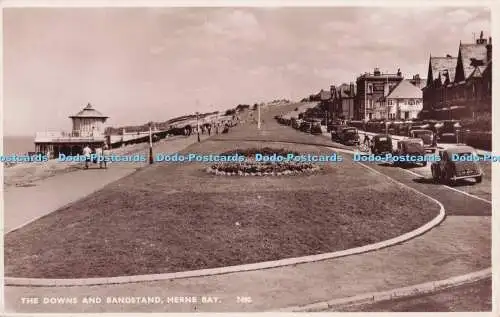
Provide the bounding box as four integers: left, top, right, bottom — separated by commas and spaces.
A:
3, 104, 492, 313
4, 134, 209, 233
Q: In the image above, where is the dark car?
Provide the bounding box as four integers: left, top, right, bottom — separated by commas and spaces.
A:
337, 127, 360, 145
371, 134, 393, 155
409, 129, 437, 153
431, 146, 483, 185
393, 138, 427, 167
300, 121, 313, 133
330, 124, 346, 141
311, 120, 323, 135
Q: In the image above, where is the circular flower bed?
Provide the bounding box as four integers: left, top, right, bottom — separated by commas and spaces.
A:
207, 147, 321, 176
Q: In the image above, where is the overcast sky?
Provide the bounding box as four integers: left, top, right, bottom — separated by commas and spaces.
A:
3, 6, 490, 136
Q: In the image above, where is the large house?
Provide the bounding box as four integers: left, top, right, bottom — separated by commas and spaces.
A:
422, 31, 492, 120
331, 83, 356, 120
354, 68, 403, 120
376, 79, 424, 120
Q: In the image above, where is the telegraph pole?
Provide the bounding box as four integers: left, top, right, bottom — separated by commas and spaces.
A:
196, 111, 201, 142
257, 103, 261, 129
148, 121, 153, 164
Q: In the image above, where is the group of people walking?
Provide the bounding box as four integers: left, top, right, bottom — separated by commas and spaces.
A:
183, 122, 231, 137
82, 143, 109, 169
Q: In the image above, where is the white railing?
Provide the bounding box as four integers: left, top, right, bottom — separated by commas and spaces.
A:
34, 131, 106, 143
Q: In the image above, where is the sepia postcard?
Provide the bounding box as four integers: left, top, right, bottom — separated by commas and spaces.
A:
1, 0, 496, 315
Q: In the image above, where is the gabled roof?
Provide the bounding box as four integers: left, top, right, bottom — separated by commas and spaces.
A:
69, 103, 108, 119
455, 43, 488, 82
429, 56, 457, 85
386, 79, 423, 99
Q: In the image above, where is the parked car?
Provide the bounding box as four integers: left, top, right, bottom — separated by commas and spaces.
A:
311, 120, 323, 135
292, 119, 302, 129
330, 124, 346, 141
393, 138, 427, 167
337, 127, 360, 145
431, 146, 483, 185
300, 121, 312, 133
371, 134, 393, 155
409, 129, 437, 153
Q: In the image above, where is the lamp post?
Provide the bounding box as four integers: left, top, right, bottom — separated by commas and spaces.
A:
454, 122, 462, 144
257, 103, 261, 130
148, 121, 154, 164
196, 112, 201, 142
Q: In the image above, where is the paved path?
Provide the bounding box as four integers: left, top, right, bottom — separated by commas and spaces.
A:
4, 135, 207, 233
4, 105, 491, 313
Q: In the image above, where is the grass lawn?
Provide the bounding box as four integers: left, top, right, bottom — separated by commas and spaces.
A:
5, 137, 441, 279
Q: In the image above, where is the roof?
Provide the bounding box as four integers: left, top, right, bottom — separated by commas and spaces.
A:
336, 83, 356, 98
457, 43, 488, 80
409, 78, 427, 89
385, 79, 423, 99
69, 103, 108, 118
400, 138, 424, 143
319, 89, 332, 101
430, 56, 457, 84
444, 145, 476, 154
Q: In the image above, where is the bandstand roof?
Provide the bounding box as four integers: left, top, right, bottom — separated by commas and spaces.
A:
69, 103, 108, 119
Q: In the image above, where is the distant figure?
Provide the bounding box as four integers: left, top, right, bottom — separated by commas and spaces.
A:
82, 145, 92, 169
207, 125, 212, 136
95, 146, 103, 168
363, 133, 370, 145
101, 144, 109, 169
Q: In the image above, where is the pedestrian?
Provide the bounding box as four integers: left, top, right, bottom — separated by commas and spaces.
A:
95, 146, 103, 168
82, 144, 92, 169
102, 144, 109, 169
207, 124, 211, 136
363, 133, 370, 145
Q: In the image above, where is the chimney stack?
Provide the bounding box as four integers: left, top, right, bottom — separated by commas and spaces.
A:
397, 68, 402, 77
487, 37, 492, 62
349, 82, 355, 97
476, 30, 487, 44
446, 54, 452, 58
374, 68, 381, 76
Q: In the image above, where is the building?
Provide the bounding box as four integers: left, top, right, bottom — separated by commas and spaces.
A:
422, 31, 492, 120
354, 68, 403, 120
332, 83, 356, 120
34, 103, 109, 158
376, 79, 423, 120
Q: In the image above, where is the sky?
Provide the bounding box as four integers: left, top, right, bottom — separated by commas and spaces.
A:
3, 6, 491, 136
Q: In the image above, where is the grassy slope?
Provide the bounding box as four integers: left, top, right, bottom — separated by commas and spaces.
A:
5, 137, 440, 278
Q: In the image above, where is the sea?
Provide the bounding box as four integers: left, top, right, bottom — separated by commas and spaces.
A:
2, 135, 35, 155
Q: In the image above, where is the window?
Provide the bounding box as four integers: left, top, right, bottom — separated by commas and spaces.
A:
415, 100, 421, 105
367, 84, 373, 94
388, 99, 393, 105
408, 99, 414, 105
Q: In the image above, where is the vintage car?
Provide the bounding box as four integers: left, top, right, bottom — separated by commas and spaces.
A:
330, 124, 346, 141
292, 118, 302, 129
393, 138, 427, 167
431, 146, 483, 185
409, 129, 437, 152
337, 127, 360, 145
310, 120, 323, 135
370, 134, 393, 155
300, 121, 313, 133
